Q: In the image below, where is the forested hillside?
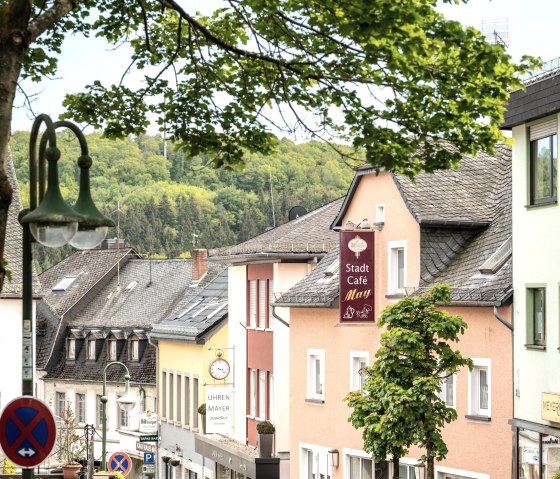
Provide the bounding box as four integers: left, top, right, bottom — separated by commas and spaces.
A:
11, 131, 355, 270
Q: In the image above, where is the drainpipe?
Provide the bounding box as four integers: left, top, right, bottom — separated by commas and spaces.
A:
493, 303, 513, 331
272, 305, 289, 328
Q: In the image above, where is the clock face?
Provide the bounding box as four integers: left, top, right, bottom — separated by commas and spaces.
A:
209, 358, 230, 380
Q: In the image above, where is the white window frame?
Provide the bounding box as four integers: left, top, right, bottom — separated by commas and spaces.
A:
468, 358, 491, 418
249, 369, 257, 417
258, 279, 267, 329
96, 394, 103, 427
76, 393, 86, 424
108, 339, 117, 361
67, 338, 76, 360
435, 465, 490, 479
249, 280, 257, 328
118, 396, 130, 429
268, 280, 274, 331
269, 372, 274, 424
258, 370, 266, 419
300, 443, 332, 479
307, 349, 325, 401
376, 203, 385, 223
438, 374, 456, 409
343, 448, 375, 479
87, 338, 96, 360
396, 457, 424, 479
129, 339, 139, 361
56, 392, 66, 418
350, 351, 369, 391
388, 240, 407, 295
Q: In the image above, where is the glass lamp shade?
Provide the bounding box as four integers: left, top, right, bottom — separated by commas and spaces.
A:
69, 225, 109, 250
117, 393, 136, 412
30, 221, 78, 248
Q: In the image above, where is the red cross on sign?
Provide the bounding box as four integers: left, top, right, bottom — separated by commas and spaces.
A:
108, 451, 132, 477
0, 396, 56, 468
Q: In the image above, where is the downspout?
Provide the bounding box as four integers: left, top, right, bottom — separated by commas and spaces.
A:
493, 303, 513, 331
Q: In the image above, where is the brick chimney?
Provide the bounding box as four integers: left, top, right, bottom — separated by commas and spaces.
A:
191, 249, 208, 281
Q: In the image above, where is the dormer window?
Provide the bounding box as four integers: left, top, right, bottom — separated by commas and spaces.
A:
87, 338, 96, 360
66, 338, 76, 360
129, 339, 139, 361
108, 339, 117, 361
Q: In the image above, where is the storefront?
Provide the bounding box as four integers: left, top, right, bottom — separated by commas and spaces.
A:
195, 434, 279, 479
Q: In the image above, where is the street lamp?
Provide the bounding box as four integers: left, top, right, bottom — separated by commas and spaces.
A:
18, 114, 114, 479
101, 361, 136, 471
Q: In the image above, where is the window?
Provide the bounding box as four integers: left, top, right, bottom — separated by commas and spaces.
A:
350, 352, 369, 391
388, 241, 407, 295
268, 280, 274, 330
530, 120, 557, 205
56, 392, 66, 418
307, 349, 325, 401
96, 394, 103, 427
118, 397, 129, 428
87, 338, 96, 360
302, 448, 331, 479
269, 373, 274, 424
169, 373, 174, 421
67, 338, 76, 360
249, 280, 257, 327
76, 393, 86, 423
468, 359, 491, 418
193, 378, 199, 429
162, 371, 167, 418
258, 371, 267, 419
185, 376, 190, 426
249, 369, 257, 416
439, 374, 456, 408
129, 339, 139, 361
527, 287, 546, 346
258, 280, 267, 328
52, 275, 78, 291
399, 464, 416, 479
376, 203, 385, 224
108, 340, 117, 361
177, 375, 182, 423
349, 455, 373, 479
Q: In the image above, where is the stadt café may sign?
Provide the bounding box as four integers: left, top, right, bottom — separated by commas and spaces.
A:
340, 230, 374, 322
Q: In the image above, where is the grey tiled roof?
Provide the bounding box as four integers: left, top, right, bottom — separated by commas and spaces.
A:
40, 252, 225, 385
151, 266, 229, 340
209, 198, 343, 261
277, 144, 512, 307
2, 149, 41, 296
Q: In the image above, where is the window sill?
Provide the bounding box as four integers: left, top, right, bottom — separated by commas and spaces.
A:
525, 344, 546, 350
465, 414, 491, 422
526, 199, 557, 209
305, 398, 325, 404
385, 293, 405, 300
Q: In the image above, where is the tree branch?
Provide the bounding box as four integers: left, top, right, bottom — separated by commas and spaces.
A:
27, 0, 78, 44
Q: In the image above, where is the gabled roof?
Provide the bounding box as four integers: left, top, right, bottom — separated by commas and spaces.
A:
2, 149, 41, 297
150, 266, 229, 342
209, 198, 343, 263
278, 144, 512, 307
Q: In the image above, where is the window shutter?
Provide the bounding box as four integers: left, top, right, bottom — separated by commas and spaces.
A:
530, 119, 557, 141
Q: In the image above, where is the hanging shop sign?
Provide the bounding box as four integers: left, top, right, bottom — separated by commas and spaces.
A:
206, 387, 233, 435
340, 230, 375, 322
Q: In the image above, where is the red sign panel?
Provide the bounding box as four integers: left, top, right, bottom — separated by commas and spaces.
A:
0, 396, 56, 468
340, 230, 375, 322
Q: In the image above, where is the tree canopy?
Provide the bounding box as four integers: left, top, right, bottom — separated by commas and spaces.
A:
345, 284, 473, 479
0, 0, 537, 292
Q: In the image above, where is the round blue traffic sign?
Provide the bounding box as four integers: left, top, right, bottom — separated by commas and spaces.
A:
0, 396, 56, 468
108, 451, 132, 477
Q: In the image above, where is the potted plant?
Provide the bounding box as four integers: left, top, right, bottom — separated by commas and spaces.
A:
256, 420, 275, 458
198, 403, 206, 434
56, 404, 86, 479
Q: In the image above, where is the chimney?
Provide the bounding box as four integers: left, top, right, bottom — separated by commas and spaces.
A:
191, 249, 208, 281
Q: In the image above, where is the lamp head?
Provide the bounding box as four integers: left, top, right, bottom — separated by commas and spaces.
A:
117, 374, 136, 412
21, 146, 83, 247
68, 154, 114, 249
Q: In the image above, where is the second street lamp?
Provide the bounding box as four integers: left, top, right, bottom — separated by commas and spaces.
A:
101, 361, 136, 471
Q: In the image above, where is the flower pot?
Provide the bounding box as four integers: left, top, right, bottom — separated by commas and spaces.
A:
258, 434, 273, 458
62, 464, 82, 479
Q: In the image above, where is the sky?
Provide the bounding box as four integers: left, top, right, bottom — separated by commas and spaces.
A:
11, 0, 560, 133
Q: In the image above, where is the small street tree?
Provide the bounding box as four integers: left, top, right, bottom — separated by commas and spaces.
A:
346, 284, 473, 479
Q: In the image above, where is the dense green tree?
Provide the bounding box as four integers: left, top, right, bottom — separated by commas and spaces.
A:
0, 0, 537, 293
345, 284, 473, 479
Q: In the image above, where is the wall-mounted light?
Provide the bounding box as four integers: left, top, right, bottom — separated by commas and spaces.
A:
328, 449, 339, 468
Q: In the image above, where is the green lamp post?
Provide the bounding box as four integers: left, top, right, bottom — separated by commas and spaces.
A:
18, 114, 115, 479
101, 362, 136, 471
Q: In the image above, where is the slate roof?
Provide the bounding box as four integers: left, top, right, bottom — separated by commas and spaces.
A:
277, 144, 512, 307
209, 198, 343, 262
2, 149, 41, 296
150, 266, 229, 341
39, 251, 224, 385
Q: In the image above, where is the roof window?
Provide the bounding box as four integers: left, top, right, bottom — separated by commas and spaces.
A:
53, 275, 78, 291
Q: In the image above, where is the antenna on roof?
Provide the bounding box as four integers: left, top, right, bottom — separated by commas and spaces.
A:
482, 18, 509, 47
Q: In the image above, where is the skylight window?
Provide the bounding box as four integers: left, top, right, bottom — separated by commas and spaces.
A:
52, 275, 78, 291
206, 302, 227, 319
479, 236, 512, 275
124, 281, 138, 292
177, 300, 203, 319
